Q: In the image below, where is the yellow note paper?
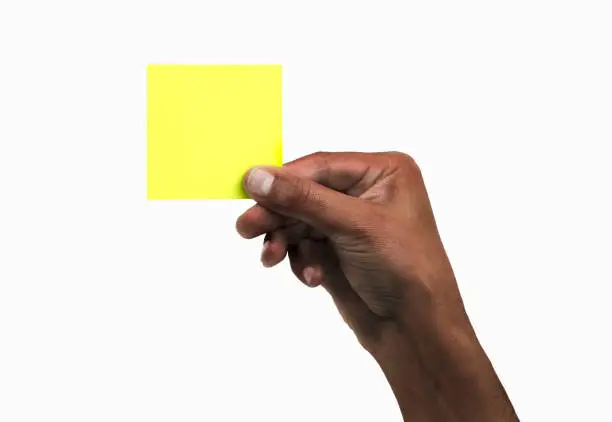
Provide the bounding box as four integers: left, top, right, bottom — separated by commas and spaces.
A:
147, 64, 282, 199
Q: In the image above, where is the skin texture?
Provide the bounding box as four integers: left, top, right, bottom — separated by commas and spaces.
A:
236, 151, 518, 421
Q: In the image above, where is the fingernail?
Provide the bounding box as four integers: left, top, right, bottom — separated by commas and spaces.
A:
246, 167, 274, 197
261, 242, 273, 267
303, 267, 315, 287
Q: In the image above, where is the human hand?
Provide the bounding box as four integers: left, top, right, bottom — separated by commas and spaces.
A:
236, 152, 517, 421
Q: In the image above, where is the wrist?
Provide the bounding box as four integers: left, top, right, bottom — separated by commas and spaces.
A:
372, 305, 517, 421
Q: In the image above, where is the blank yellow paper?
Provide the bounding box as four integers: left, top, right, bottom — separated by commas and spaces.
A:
147, 64, 282, 199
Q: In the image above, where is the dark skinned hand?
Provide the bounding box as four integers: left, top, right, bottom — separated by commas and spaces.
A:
236, 151, 518, 422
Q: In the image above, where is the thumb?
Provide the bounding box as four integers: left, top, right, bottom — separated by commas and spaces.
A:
243, 166, 366, 236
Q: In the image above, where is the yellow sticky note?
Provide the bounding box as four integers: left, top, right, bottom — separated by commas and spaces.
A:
147, 64, 282, 199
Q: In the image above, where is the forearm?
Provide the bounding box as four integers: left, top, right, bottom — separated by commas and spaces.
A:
373, 307, 518, 421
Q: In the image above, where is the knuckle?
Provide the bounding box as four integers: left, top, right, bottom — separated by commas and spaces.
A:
295, 179, 312, 207
387, 151, 421, 174
277, 176, 312, 210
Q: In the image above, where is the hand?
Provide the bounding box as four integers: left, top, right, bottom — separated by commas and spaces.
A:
236, 152, 517, 421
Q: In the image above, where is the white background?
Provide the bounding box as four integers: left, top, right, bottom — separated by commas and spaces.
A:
1, 0, 611, 420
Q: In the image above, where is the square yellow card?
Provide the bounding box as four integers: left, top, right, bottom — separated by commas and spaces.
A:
147, 64, 282, 199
